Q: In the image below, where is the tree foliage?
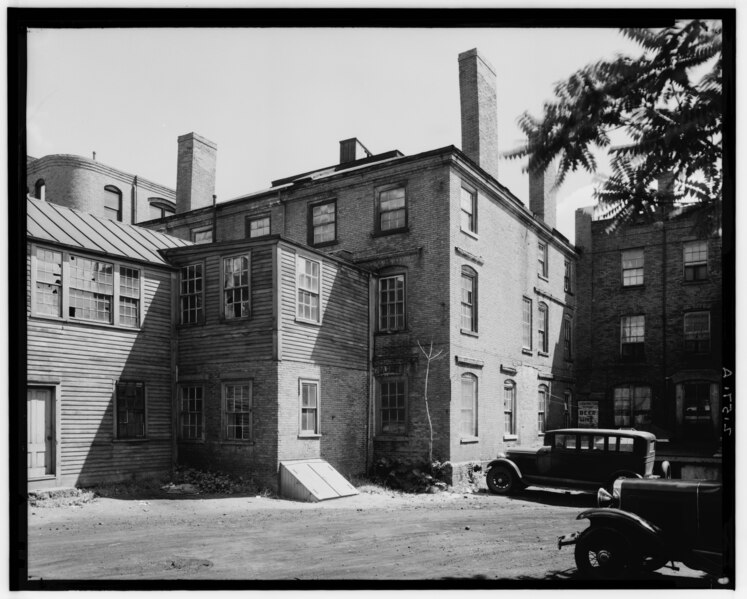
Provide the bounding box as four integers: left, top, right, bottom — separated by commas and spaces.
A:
507, 20, 722, 230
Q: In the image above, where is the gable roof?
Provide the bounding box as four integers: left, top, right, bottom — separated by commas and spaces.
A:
27, 197, 192, 266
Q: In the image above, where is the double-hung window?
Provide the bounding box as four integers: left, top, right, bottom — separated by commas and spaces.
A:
246, 215, 270, 238
116, 381, 146, 439
104, 185, 122, 221
223, 254, 251, 320
299, 380, 320, 435
564, 260, 573, 293
683, 241, 708, 281
563, 316, 573, 359
32, 246, 141, 328
537, 302, 549, 353
460, 374, 478, 437
376, 185, 407, 233
461, 267, 477, 333
297, 256, 321, 323
180, 385, 204, 440
684, 311, 710, 353
614, 385, 651, 428
622, 248, 644, 286
504, 380, 516, 437
538, 241, 548, 278
180, 263, 204, 325
522, 297, 533, 350
538, 385, 548, 434
379, 274, 405, 332
224, 382, 253, 441
309, 200, 337, 246
621, 315, 645, 360
379, 378, 406, 435
460, 185, 477, 234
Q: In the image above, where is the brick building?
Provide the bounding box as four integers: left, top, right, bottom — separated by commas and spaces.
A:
575, 191, 722, 478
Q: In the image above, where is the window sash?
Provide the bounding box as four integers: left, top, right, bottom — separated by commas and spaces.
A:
538, 386, 548, 433
378, 187, 406, 231
522, 298, 532, 349
312, 202, 336, 244
116, 381, 145, 439
538, 304, 548, 353
300, 381, 319, 434
461, 273, 476, 331
104, 187, 122, 221
225, 383, 252, 440
503, 382, 516, 435
223, 255, 251, 319
683, 241, 708, 281
564, 260, 572, 292
248, 216, 270, 238
684, 312, 710, 352
180, 263, 204, 324
297, 257, 321, 322
460, 187, 476, 232
621, 315, 645, 343
538, 242, 548, 277
34, 247, 62, 317
380, 379, 406, 434
460, 375, 477, 437
379, 275, 405, 331
564, 317, 572, 358
191, 227, 213, 244
614, 386, 651, 427
683, 382, 712, 421
622, 249, 644, 286
180, 386, 204, 440
69, 255, 114, 323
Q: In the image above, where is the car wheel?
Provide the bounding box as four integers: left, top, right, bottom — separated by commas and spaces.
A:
574, 526, 634, 580
486, 465, 517, 495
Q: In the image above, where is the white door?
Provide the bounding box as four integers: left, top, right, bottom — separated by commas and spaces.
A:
28, 388, 54, 478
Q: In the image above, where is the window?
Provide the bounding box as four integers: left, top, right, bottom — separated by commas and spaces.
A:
522, 298, 533, 350
31, 246, 141, 328
246, 215, 270, 238
223, 254, 251, 319
299, 380, 319, 435
684, 311, 710, 353
555, 433, 576, 449
614, 385, 652, 428
379, 378, 406, 435
620, 315, 645, 360
69, 255, 114, 323
461, 267, 477, 333
33, 247, 62, 317
683, 241, 708, 281
379, 274, 405, 332
224, 382, 253, 441
682, 382, 713, 425
538, 385, 548, 434
503, 380, 516, 436
564, 260, 573, 293
34, 179, 46, 201
148, 198, 175, 220
376, 185, 407, 233
460, 185, 477, 233
119, 267, 140, 328
191, 226, 213, 244
309, 200, 337, 245
180, 385, 204, 440
460, 374, 478, 437
618, 437, 635, 453
563, 316, 572, 359
622, 248, 644, 286
104, 185, 122, 221
537, 302, 549, 353
116, 381, 145, 439
538, 241, 548, 278
180, 263, 204, 325
297, 256, 321, 323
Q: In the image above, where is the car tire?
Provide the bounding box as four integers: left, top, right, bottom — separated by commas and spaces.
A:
574, 526, 634, 580
486, 465, 517, 495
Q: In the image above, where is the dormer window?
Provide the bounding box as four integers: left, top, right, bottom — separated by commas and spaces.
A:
104, 185, 122, 221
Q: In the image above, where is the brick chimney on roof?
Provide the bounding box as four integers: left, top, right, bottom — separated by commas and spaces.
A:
339, 138, 372, 164
529, 161, 557, 230
458, 48, 499, 180
176, 132, 217, 214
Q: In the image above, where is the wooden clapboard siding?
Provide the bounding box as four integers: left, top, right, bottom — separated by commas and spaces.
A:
27, 245, 174, 485
279, 244, 369, 369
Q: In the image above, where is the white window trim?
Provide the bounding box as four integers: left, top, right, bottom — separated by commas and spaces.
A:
30, 244, 144, 330
298, 378, 321, 437
296, 255, 322, 325
460, 373, 479, 440
220, 252, 252, 321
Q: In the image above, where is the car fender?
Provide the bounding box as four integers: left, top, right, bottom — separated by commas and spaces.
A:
486, 457, 523, 481
577, 508, 667, 552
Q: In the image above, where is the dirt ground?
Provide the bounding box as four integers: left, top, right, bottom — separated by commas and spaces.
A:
25, 485, 718, 586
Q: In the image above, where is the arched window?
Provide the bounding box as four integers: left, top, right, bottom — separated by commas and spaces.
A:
34, 179, 46, 201
148, 197, 175, 220
538, 385, 548, 434
503, 380, 516, 436
460, 266, 477, 333
460, 373, 478, 437
104, 185, 122, 221
538, 302, 549, 353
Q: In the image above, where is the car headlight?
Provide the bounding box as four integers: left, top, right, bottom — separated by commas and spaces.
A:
597, 483, 621, 508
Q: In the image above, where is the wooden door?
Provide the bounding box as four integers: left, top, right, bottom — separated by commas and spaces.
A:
27, 388, 54, 478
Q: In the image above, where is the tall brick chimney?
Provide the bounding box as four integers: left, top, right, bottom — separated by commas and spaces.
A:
176, 132, 217, 214
458, 48, 499, 180
529, 162, 557, 229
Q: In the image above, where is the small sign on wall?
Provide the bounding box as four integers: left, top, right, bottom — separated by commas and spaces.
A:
578, 401, 599, 428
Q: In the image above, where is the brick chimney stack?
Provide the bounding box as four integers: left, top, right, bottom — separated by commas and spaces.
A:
529, 162, 557, 230
458, 48, 499, 180
176, 132, 217, 214
339, 138, 372, 164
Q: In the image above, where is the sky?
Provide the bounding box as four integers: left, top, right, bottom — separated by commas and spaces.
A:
26, 25, 657, 242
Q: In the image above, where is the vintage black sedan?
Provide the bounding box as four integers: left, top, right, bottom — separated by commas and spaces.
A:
486, 429, 668, 495
559, 478, 724, 580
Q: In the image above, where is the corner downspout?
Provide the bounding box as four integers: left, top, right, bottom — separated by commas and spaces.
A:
212, 194, 218, 242
366, 273, 376, 473
171, 270, 179, 472
132, 175, 138, 224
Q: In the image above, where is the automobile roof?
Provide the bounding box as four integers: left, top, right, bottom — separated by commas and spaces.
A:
546, 428, 657, 440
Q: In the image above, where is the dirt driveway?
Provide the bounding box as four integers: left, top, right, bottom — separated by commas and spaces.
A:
26, 486, 715, 585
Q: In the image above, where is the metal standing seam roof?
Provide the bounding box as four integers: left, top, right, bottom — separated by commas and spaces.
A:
26, 197, 192, 266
